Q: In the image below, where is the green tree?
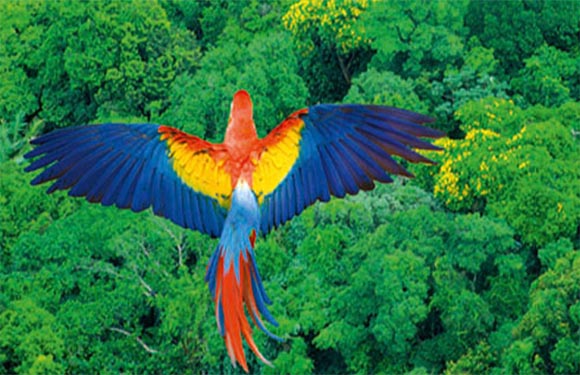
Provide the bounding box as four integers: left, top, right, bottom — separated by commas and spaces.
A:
502, 239, 580, 374
0, 0, 199, 132
363, 0, 469, 80
430, 40, 509, 134
0, 118, 43, 163
261, 184, 518, 374
465, 1, 543, 77
344, 68, 428, 114
1, 202, 225, 374
512, 44, 579, 107
0, 162, 79, 262
465, 0, 580, 79
159, 31, 308, 140
358, 1, 499, 134
0, 299, 64, 375
425, 98, 580, 247
283, 0, 374, 102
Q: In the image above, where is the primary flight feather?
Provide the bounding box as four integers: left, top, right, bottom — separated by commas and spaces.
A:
25, 90, 444, 372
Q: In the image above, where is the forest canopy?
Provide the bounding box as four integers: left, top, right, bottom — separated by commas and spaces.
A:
1, 0, 579, 374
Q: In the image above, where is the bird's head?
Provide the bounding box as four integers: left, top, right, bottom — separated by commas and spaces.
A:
225, 90, 257, 146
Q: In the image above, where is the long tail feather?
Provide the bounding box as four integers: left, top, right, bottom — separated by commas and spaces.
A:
206, 230, 281, 372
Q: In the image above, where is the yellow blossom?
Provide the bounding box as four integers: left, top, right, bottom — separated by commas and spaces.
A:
465, 128, 500, 141
435, 159, 460, 198
283, 0, 371, 54
480, 161, 489, 171
462, 184, 470, 197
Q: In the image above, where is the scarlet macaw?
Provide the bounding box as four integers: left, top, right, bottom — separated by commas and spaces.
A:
25, 90, 443, 371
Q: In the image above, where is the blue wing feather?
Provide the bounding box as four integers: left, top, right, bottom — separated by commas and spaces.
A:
25, 123, 226, 237
329, 143, 359, 195
259, 104, 444, 234
320, 145, 346, 198
102, 156, 132, 207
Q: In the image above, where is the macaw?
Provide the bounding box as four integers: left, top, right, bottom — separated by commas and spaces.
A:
25, 90, 443, 372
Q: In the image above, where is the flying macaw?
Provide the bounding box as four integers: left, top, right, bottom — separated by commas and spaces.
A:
25, 90, 444, 371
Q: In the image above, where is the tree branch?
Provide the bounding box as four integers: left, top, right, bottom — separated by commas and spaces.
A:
336, 53, 351, 85
157, 219, 185, 267
108, 327, 158, 354
133, 265, 156, 297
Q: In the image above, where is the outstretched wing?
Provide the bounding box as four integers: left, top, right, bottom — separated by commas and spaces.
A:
25, 124, 231, 237
252, 105, 445, 234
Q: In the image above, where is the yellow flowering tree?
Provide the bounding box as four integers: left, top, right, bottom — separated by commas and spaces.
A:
420, 98, 580, 247
283, 0, 373, 102
283, 0, 370, 54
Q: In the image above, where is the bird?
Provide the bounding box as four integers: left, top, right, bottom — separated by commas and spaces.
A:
25, 89, 444, 372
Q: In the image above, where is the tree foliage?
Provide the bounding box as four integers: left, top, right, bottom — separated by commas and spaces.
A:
425, 98, 580, 247
283, 0, 374, 102
1, 0, 579, 374
0, 0, 199, 131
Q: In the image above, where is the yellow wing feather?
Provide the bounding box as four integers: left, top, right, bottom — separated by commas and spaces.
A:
160, 127, 233, 208
252, 116, 305, 203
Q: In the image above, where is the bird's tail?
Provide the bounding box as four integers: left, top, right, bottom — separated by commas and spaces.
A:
205, 230, 281, 372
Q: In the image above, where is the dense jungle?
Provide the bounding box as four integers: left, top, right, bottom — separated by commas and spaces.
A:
0, 0, 579, 374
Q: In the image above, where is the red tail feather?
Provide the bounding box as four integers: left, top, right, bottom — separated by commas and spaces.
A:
214, 250, 271, 372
